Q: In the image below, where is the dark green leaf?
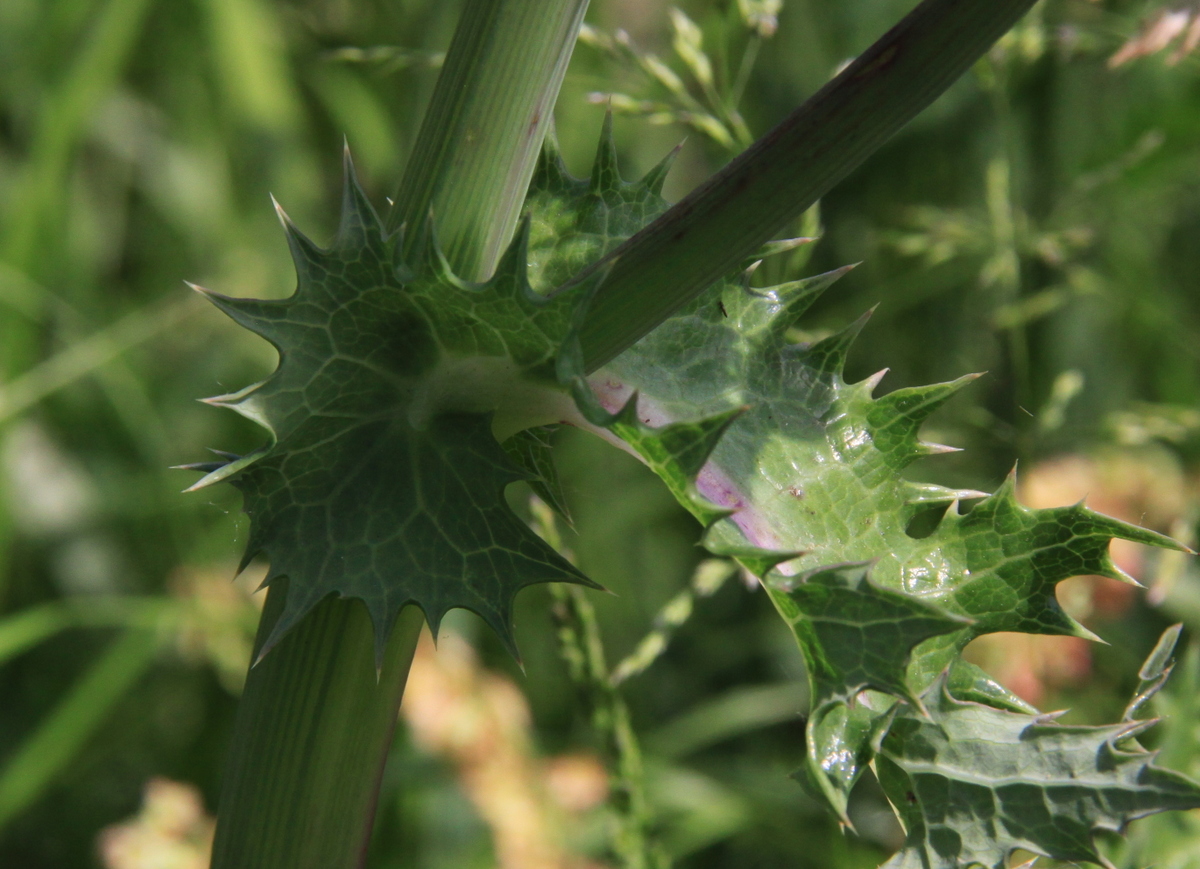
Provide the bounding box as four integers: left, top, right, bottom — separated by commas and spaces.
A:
877, 668, 1200, 869
502, 425, 572, 521
188, 152, 596, 661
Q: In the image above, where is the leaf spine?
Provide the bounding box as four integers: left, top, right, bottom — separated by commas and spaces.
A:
271, 194, 326, 269
534, 124, 579, 191
335, 145, 384, 251
420, 211, 471, 288
489, 214, 536, 301
749, 236, 817, 265
589, 110, 623, 194
796, 306, 874, 379
710, 541, 805, 578
756, 266, 854, 345
639, 141, 683, 195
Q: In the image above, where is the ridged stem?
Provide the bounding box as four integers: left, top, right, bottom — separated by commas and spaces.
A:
388, 0, 590, 279
211, 588, 423, 869
574, 0, 1038, 371
210, 2, 588, 866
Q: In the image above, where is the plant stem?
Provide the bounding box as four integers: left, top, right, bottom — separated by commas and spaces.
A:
573, 0, 1038, 371
388, 0, 590, 279
552, 584, 668, 869
534, 499, 667, 868
211, 2, 588, 865
211, 587, 423, 869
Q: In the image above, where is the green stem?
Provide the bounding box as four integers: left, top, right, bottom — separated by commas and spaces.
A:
552, 584, 667, 869
388, 0, 590, 279
211, 587, 423, 869
534, 499, 663, 867
211, 2, 588, 865
573, 0, 1038, 371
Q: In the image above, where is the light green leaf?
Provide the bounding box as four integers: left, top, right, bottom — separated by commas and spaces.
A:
1108, 638, 1200, 869
777, 562, 970, 709
530, 131, 1187, 821
795, 697, 889, 825
773, 562, 968, 822
526, 120, 673, 293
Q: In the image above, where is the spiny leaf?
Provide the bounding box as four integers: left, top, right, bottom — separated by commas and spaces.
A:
797, 696, 892, 827
868, 374, 982, 470
901, 482, 990, 511
502, 425, 572, 522
730, 266, 850, 347
1124, 622, 1183, 722
527, 129, 1188, 823
526, 131, 673, 292
740, 236, 816, 270
567, 380, 745, 527
772, 561, 968, 822
186, 151, 599, 663
639, 142, 683, 196
775, 563, 969, 710
1106, 635, 1200, 869
794, 308, 873, 380
589, 112, 622, 194
877, 656, 1200, 869
707, 542, 801, 578
943, 658, 1036, 714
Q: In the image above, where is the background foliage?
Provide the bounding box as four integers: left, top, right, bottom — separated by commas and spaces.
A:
2, 0, 1200, 866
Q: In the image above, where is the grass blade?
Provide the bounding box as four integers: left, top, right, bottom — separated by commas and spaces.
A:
0, 629, 158, 831
0, 297, 200, 423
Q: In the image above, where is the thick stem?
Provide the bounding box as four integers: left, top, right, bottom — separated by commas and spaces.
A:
573, 0, 1037, 371
388, 0, 590, 279
210, 2, 588, 866
211, 587, 423, 869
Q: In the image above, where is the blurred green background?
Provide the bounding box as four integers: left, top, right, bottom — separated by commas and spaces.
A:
3, 0, 1200, 866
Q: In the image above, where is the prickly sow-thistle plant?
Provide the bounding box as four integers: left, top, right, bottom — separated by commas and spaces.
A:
192, 133, 1200, 867
186, 1, 1200, 866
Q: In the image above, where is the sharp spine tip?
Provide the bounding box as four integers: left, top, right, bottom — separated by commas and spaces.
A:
863, 368, 889, 393
639, 140, 683, 194
748, 236, 817, 266
919, 442, 961, 456
270, 193, 290, 226
590, 111, 622, 192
